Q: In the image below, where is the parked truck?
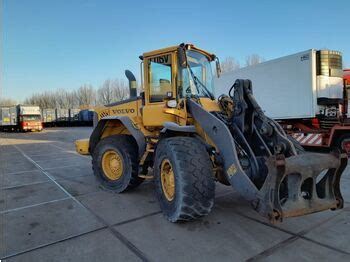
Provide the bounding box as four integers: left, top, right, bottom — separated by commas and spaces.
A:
0, 105, 42, 131
214, 49, 350, 154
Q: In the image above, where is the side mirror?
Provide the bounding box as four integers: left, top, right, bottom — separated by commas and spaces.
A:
215, 57, 221, 78
177, 47, 188, 68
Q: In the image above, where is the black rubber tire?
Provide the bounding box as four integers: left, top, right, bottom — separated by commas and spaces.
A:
336, 134, 350, 156
154, 137, 215, 222
287, 135, 305, 154
92, 135, 144, 192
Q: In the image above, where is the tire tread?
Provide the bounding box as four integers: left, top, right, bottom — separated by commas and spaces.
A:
155, 137, 215, 222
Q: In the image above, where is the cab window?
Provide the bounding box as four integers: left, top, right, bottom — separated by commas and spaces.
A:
148, 54, 172, 102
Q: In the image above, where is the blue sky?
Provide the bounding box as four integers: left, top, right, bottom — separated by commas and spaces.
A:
2, 0, 349, 101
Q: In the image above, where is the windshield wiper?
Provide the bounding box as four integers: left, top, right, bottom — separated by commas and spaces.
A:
188, 67, 215, 100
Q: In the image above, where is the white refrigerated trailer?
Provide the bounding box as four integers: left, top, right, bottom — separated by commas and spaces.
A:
215, 49, 350, 153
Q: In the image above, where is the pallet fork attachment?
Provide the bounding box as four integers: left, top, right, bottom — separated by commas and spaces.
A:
188, 79, 347, 222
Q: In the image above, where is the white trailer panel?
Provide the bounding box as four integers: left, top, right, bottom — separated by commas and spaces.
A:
214, 50, 317, 119
19, 106, 41, 115
316, 75, 343, 99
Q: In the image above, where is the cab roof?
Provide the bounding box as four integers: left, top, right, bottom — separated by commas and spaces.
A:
142, 43, 216, 61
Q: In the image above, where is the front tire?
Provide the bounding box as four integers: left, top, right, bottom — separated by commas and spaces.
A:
154, 137, 215, 222
92, 135, 143, 192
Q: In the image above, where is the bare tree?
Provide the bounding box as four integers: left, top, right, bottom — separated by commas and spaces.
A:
21, 77, 130, 108
245, 54, 264, 67
24, 91, 57, 109
55, 89, 70, 108
0, 98, 17, 106
66, 91, 78, 109
113, 79, 129, 101
43, 91, 56, 108
220, 57, 240, 73
97, 78, 129, 105
98, 79, 114, 105
76, 84, 96, 107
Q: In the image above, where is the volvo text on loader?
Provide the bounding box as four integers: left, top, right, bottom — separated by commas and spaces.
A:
76, 43, 347, 223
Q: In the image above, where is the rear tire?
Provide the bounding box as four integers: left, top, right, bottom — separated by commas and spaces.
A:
92, 135, 144, 192
154, 137, 215, 222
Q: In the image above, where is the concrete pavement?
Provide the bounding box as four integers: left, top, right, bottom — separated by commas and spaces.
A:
1, 127, 349, 261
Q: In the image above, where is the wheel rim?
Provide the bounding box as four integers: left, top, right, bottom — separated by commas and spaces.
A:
341, 139, 350, 155
102, 150, 123, 180
160, 159, 175, 201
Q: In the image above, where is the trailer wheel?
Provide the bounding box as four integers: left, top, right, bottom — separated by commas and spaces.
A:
92, 135, 144, 192
336, 134, 350, 156
154, 137, 215, 222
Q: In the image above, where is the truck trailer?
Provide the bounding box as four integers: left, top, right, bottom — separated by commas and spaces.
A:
214, 49, 350, 154
42, 108, 57, 127
0, 106, 17, 130
0, 105, 42, 132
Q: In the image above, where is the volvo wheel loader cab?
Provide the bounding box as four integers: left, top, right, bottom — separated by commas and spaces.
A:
76, 43, 347, 223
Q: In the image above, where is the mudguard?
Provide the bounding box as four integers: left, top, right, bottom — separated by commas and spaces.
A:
161, 122, 196, 133
89, 116, 146, 158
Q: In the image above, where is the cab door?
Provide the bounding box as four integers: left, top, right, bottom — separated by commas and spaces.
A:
142, 52, 177, 127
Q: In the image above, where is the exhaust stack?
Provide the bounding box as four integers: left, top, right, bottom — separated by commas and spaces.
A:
125, 70, 137, 98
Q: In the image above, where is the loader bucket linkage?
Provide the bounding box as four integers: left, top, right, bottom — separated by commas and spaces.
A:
188, 79, 348, 222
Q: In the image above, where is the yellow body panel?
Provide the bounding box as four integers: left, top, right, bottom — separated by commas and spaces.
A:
94, 99, 141, 120
199, 98, 221, 112
143, 46, 179, 58
142, 103, 176, 126
163, 108, 187, 119
75, 139, 90, 155
101, 121, 131, 139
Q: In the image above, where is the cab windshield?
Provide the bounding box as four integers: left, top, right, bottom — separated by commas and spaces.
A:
22, 115, 41, 121
179, 50, 214, 98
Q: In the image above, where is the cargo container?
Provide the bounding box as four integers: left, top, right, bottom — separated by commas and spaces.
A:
214, 49, 350, 154
0, 106, 17, 129
55, 108, 69, 126
79, 109, 94, 125
39, 108, 93, 127
42, 109, 57, 127
0, 107, 11, 127
69, 108, 81, 123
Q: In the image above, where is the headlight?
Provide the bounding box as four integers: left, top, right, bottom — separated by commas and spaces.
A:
166, 100, 177, 108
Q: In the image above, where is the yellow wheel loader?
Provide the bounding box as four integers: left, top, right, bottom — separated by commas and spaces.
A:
76, 43, 347, 223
